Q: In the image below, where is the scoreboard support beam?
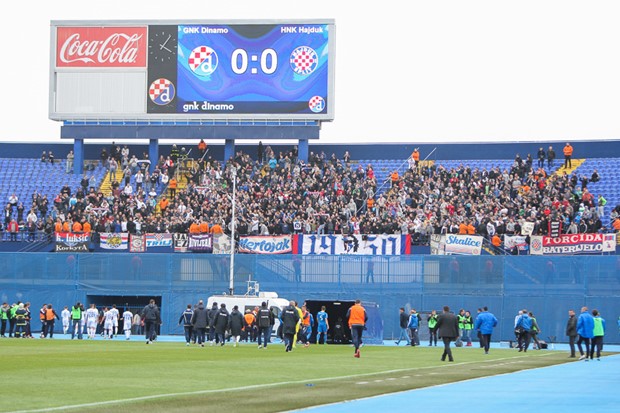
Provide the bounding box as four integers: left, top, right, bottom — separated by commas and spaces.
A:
73, 139, 84, 175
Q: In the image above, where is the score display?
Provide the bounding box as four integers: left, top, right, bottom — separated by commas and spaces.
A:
147, 22, 334, 119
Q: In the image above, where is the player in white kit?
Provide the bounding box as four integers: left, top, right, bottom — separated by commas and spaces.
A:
102, 307, 115, 339
122, 309, 133, 340
61, 306, 71, 335
84, 304, 99, 339
110, 305, 120, 338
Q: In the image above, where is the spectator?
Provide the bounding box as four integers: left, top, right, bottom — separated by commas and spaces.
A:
563, 143, 574, 169
536, 147, 545, 169
547, 145, 556, 169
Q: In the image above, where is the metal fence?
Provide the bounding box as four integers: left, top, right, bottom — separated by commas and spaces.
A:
1, 253, 618, 344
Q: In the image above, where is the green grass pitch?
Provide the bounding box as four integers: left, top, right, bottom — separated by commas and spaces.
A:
2, 339, 607, 413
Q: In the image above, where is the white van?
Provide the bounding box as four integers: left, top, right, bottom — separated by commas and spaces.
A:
206, 291, 290, 339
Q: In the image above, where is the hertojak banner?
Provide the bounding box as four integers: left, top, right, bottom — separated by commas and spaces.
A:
530, 233, 616, 255
55, 232, 90, 252
238, 235, 292, 254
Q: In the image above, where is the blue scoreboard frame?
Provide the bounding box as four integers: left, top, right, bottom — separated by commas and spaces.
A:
147, 21, 335, 120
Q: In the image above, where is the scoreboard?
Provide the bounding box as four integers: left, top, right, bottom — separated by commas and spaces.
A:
50, 20, 335, 122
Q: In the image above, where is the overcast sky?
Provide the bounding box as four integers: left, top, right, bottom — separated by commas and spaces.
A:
3, 0, 620, 145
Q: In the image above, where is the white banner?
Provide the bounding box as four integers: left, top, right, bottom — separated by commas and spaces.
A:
443, 234, 483, 255
430, 234, 445, 255
521, 221, 535, 236
530, 233, 616, 255
213, 234, 231, 254
238, 235, 292, 254
301, 234, 402, 255
504, 235, 529, 251
99, 232, 128, 250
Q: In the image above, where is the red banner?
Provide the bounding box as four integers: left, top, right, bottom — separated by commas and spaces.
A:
56, 26, 147, 67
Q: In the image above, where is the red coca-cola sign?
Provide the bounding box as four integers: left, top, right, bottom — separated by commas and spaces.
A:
56, 26, 147, 67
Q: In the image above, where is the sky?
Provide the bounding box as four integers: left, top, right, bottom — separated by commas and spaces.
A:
3, 0, 620, 145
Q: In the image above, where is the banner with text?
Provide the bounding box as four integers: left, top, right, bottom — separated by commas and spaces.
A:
55, 232, 90, 252
530, 233, 616, 255
238, 235, 292, 254
442, 234, 483, 256
298, 234, 408, 255
129, 234, 147, 253
146, 233, 173, 251
188, 234, 213, 253
504, 235, 529, 252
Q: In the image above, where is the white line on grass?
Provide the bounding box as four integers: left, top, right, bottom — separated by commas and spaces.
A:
10, 352, 555, 413
288, 352, 558, 413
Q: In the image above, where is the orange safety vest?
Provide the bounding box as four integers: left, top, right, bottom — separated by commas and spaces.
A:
563, 145, 573, 156
62, 222, 70, 232
83, 222, 92, 233
169, 179, 177, 189
199, 222, 209, 233
348, 304, 366, 327
159, 198, 169, 211
45, 308, 56, 321
244, 313, 255, 326
72, 221, 82, 232
492, 235, 502, 247
302, 311, 311, 326
54, 222, 62, 232
412, 150, 420, 161
210, 224, 223, 234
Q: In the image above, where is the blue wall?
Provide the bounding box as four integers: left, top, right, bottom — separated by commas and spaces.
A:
2, 253, 618, 344
3, 140, 620, 163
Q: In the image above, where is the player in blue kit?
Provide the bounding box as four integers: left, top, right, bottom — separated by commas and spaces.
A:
316, 306, 329, 344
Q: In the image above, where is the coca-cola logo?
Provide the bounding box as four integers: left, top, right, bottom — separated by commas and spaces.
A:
59, 33, 142, 64
56, 27, 147, 67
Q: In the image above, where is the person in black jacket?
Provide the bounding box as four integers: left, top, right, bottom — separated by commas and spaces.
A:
395, 307, 410, 345
214, 303, 230, 346
281, 301, 300, 352
178, 304, 194, 346
436, 305, 459, 362
566, 309, 578, 358
208, 302, 219, 345
190, 301, 209, 347
141, 299, 160, 344
229, 305, 244, 347
256, 301, 275, 349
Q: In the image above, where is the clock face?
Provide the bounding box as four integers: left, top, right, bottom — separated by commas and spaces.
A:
149, 30, 177, 63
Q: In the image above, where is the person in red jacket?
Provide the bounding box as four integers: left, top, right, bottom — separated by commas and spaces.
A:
7, 218, 19, 241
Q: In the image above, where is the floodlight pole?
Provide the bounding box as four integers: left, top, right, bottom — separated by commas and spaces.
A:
228, 167, 236, 296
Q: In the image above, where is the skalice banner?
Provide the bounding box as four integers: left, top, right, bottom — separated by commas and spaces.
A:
55, 232, 90, 252
443, 235, 483, 255
530, 233, 616, 255
238, 236, 292, 254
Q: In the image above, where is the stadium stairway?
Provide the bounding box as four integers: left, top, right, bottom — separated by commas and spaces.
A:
98, 169, 124, 196
552, 158, 585, 177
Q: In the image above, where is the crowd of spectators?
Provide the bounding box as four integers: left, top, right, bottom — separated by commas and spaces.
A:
1, 143, 618, 248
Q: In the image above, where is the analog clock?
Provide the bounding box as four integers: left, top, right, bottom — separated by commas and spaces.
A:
149, 30, 177, 63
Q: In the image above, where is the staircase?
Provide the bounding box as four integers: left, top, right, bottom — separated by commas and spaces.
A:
98, 169, 125, 196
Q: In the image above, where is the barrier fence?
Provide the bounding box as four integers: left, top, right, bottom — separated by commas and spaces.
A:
1, 253, 618, 344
